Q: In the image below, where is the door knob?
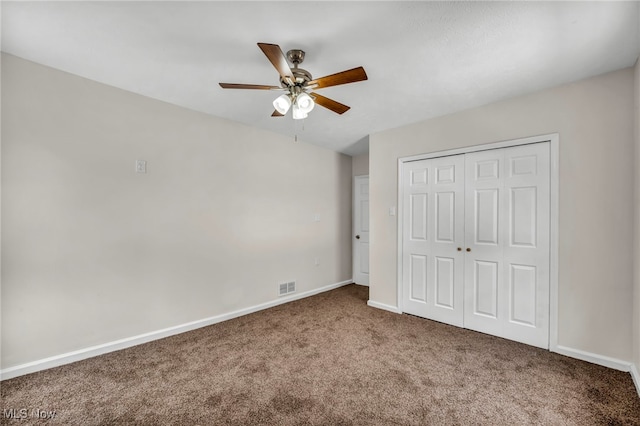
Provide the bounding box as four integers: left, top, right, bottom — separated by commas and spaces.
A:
355, 235, 360, 239
466, 248, 471, 252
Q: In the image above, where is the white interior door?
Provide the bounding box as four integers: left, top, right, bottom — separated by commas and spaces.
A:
400, 142, 550, 349
402, 155, 465, 326
353, 176, 370, 285
464, 143, 550, 348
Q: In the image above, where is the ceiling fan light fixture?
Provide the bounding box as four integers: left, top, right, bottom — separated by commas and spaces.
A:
295, 92, 315, 113
220, 43, 368, 119
292, 103, 308, 120
273, 94, 292, 115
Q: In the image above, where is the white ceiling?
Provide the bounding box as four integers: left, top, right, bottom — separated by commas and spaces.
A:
2, 1, 639, 156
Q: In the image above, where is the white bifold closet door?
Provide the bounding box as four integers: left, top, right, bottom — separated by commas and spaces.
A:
402, 155, 465, 327
402, 142, 550, 348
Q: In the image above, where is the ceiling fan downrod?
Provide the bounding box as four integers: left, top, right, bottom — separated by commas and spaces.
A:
286, 49, 305, 67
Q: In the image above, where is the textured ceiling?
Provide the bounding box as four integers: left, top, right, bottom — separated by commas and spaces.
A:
2, 1, 639, 156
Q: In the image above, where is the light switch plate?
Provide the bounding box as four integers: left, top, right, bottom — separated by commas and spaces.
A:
136, 160, 147, 173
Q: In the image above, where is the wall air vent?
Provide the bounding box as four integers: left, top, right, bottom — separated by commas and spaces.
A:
278, 281, 296, 296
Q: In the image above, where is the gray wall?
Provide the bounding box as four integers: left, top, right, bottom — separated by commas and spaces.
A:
352, 153, 369, 177
1, 54, 353, 368
369, 68, 635, 362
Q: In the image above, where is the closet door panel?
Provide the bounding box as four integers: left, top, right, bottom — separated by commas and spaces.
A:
464, 149, 505, 337
429, 156, 465, 326
463, 143, 550, 348
402, 155, 464, 326
501, 143, 550, 348
402, 160, 431, 316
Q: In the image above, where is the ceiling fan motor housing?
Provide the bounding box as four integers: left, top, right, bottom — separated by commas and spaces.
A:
280, 49, 313, 88
280, 68, 313, 87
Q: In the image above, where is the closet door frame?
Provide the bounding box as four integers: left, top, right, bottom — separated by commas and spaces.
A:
396, 133, 559, 350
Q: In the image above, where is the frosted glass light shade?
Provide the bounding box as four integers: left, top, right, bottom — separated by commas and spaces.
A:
292, 103, 308, 120
273, 94, 292, 115
296, 92, 315, 113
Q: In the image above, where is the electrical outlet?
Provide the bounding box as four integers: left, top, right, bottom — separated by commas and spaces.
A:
314, 257, 320, 266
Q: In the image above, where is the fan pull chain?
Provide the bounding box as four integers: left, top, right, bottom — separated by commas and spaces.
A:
296, 119, 306, 142
294, 117, 304, 142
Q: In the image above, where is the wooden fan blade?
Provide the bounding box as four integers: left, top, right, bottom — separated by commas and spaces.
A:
219, 83, 281, 90
308, 67, 367, 90
271, 110, 284, 117
257, 43, 294, 83
312, 93, 351, 115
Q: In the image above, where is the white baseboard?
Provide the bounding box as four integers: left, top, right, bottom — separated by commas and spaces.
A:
544, 346, 640, 397
350, 277, 369, 287
1, 279, 353, 381
553, 345, 632, 372
367, 299, 402, 314
631, 363, 640, 397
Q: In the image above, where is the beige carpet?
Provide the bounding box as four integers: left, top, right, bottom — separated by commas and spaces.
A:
2, 284, 639, 425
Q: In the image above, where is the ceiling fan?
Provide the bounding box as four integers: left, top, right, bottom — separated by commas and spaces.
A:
219, 43, 368, 119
